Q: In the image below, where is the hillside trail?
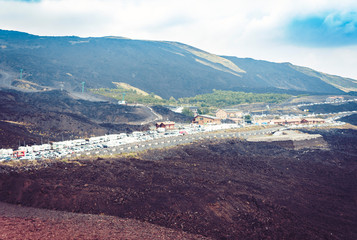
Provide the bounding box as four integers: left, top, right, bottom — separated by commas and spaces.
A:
67, 92, 163, 125
129, 104, 163, 125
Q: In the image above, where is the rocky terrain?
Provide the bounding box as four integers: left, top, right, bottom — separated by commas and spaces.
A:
151, 105, 192, 123
0, 89, 190, 149
339, 113, 357, 125
299, 101, 357, 114
0, 202, 208, 240
0, 128, 356, 239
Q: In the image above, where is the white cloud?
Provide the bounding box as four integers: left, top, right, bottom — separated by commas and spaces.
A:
0, 0, 357, 79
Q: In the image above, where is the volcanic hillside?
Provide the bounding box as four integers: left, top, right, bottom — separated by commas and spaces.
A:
0, 89, 162, 148
1, 29, 357, 98
0, 128, 356, 239
299, 101, 357, 114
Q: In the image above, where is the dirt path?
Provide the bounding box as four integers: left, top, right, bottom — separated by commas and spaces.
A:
126, 104, 163, 125
143, 105, 163, 124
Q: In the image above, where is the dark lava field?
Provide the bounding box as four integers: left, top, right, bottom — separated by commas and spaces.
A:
0, 128, 356, 239
0, 89, 149, 149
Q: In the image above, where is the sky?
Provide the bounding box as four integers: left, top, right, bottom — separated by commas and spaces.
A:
1, 0, 357, 79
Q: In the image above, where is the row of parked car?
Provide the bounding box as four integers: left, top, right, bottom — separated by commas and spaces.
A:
0, 124, 243, 162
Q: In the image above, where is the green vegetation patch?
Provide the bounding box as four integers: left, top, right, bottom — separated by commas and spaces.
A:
90, 87, 169, 105
91, 87, 291, 108
178, 90, 291, 108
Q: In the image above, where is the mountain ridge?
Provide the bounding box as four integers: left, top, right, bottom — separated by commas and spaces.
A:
0, 29, 356, 98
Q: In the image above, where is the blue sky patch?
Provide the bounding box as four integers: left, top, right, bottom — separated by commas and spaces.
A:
7, 0, 41, 2
287, 12, 357, 47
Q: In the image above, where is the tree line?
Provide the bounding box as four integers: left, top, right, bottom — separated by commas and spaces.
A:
91, 88, 291, 108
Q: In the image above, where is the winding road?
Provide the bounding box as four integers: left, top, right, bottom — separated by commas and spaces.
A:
125, 103, 163, 125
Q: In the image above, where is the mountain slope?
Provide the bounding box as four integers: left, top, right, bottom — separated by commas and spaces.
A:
288, 64, 357, 92
0, 89, 151, 148
1, 29, 355, 98
223, 57, 350, 94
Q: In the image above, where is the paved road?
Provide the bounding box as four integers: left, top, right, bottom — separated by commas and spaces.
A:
68, 126, 282, 159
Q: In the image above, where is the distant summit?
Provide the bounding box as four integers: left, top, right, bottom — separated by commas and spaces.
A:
1, 29, 356, 98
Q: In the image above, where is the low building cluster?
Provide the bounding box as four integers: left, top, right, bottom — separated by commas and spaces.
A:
192, 115, 221, 125
1, 108, 343, 162
155, 121, 175, 130
215, 109, 244, 124
326, 96, 344, 103
255, 118, 325, 126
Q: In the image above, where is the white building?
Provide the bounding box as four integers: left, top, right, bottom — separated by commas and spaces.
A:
32, 144, 51, 152
105, 134, 121, 141
0, 148, 13, 157
72, 139, 86, 146
19, 146, 34, 153
89, 136, 106, 144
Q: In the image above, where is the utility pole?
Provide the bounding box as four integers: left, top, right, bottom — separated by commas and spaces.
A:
118, 92, 126, 104
81, 82, 85, 93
